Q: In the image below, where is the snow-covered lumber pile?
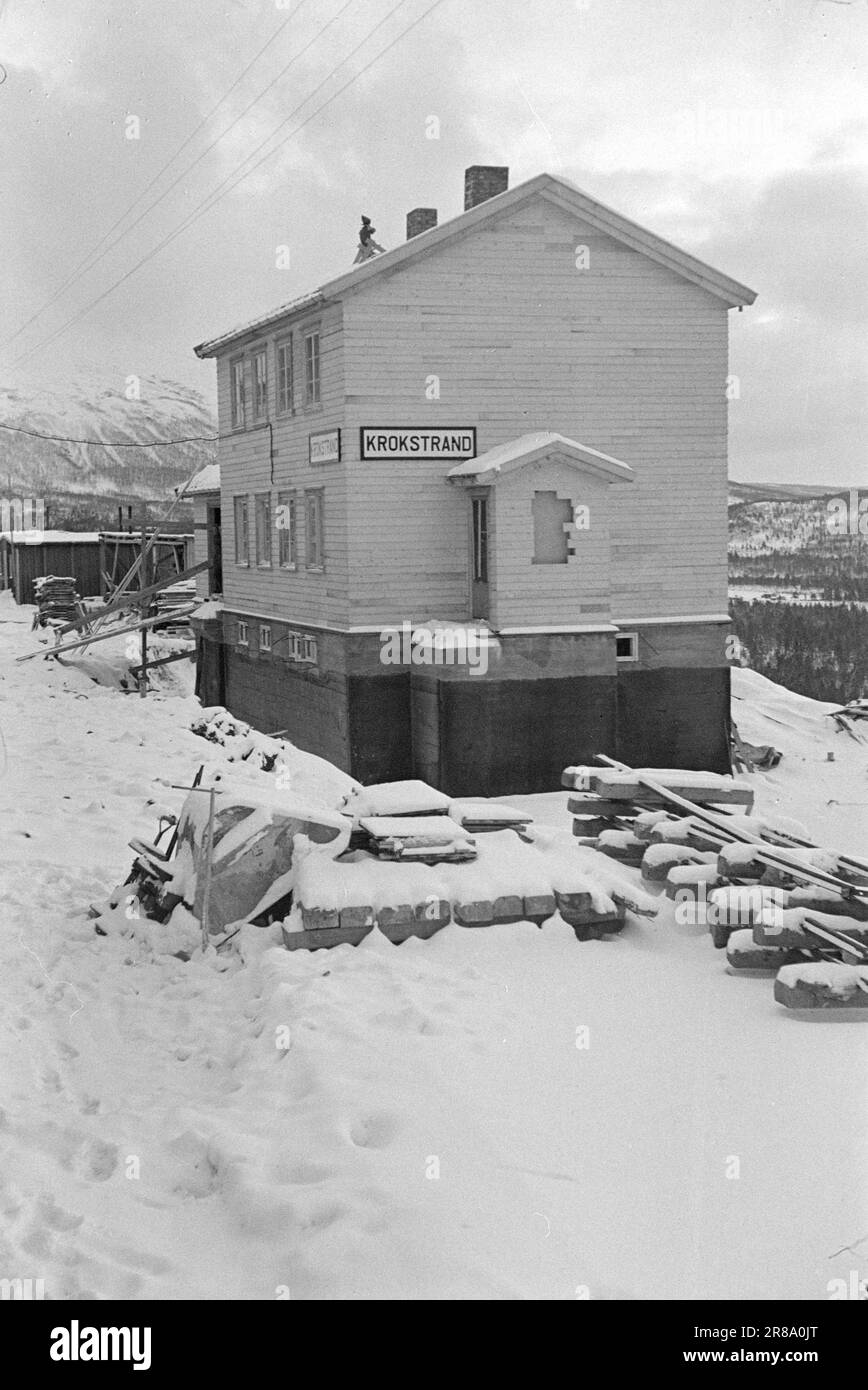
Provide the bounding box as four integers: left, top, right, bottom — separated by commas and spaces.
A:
33, 575, 81, 626
287, 821, 641, 950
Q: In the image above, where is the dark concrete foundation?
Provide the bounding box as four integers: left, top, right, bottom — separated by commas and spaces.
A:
199, 616, 732, 793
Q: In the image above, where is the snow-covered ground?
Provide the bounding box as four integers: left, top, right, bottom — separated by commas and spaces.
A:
0, 590, 865, 1300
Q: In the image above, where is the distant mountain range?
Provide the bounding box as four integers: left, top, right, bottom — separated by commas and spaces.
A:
728, 480, 856, 506
0, 375, 216, 509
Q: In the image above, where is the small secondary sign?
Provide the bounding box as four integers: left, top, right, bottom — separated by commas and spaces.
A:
360, 427, 476, 461
309, 429, 341, 464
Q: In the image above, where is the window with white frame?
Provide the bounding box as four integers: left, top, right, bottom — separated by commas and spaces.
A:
255, 493, 271, 567
259, 624, 272, 652
287, 632, 302, 660
301, 634, 318, 663
276, 337, 293, 415
237, 620, 249, 646
305, 489, 324, 569
615, 632, 639, 662
304, 329, 320, 405
252, 348, 268, 420
231, 357, 246, 429
234, 495, 249, 565
276, 491, 297, 568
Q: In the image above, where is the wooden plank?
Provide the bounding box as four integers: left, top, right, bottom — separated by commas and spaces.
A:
17, 605, 198, 662
130, 647, 195, 676
282, 918, 449, 951
774, 969, 868, 1010
53, 560, 208, 636
589, 774, 754, 806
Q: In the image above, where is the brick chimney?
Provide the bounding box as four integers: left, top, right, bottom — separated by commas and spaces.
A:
406, 207, 438, 240
464, 165, 509, 211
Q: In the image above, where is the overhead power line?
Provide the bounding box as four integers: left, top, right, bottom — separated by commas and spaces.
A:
0, 422, 218, 446
0, 0, 345, 353
6, 0, 447, 371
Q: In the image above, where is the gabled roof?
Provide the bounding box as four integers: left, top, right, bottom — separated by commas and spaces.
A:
447, 432, 634, 486
193, 172, 757, 358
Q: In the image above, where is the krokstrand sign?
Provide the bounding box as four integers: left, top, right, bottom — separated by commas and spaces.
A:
360, 427, 476, 461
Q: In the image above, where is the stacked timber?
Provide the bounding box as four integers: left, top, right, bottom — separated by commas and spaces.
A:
33, 575, 82, 626
282, 778, 653, 951
571, 758, 868, 1012
153, 579, 198, 630
563, 764, 754, 860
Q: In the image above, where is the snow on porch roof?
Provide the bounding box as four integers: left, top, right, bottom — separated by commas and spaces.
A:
447, 432, 635, 485
180, 462, 221, 496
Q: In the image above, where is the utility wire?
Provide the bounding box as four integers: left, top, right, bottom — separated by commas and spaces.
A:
0, 422, 218, 446
0, 0, 347, 353
7, 0, 445, 371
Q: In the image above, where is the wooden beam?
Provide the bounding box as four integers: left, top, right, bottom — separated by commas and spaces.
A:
53, 560, 208, 637
17, 605, 198, 662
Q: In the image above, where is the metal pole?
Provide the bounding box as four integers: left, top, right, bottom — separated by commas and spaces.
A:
139, 512, 148, 698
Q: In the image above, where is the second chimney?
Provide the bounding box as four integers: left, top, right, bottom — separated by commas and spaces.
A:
464, 165, 509, 211
406, 207, 438, 240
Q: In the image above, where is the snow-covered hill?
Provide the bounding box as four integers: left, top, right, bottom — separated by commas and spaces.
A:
0, 374, 217, 503
0, 599, 865, 1300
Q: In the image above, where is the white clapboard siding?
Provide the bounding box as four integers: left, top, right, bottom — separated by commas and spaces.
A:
340, 198, 729, 626
217, 304, 350, 628
208, 193, 732, 632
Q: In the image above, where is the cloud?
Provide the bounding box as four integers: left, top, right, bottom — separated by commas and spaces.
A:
0, 0, 864, 484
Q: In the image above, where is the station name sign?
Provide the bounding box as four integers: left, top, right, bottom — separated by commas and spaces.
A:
360, 427, 476, 461
309, 428, 341, 464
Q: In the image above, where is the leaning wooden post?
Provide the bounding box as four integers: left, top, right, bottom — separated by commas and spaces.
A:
138, 514, 148, 698
200, 784, 217, 951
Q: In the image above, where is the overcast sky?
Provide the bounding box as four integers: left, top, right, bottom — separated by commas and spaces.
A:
1, 0, 865, 482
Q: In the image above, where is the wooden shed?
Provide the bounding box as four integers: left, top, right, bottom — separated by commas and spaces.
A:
0, 531, 102, 606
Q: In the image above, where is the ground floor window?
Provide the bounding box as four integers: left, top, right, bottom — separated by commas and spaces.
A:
277, 492, 297, 568
255, 493, 271, 567
305, 489, 324, 569
234, 496, 249, 565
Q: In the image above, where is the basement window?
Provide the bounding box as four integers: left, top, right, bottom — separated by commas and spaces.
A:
237, 621, 249, 647
259, 624, 272, 652
616, 632, 639, 662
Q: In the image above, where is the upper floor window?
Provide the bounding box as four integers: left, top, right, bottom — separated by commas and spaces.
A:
252, 348, 268, 420
255, 493, 272, 567
231, 358, 246, 430
305, 489, 324, 569
234, 495, 249, 565
276, 338, 293, 415
276, 492, 297, 568
304, 330, 320, 406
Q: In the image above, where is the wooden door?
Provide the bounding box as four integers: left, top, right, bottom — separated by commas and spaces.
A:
470, 492, 490, 620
